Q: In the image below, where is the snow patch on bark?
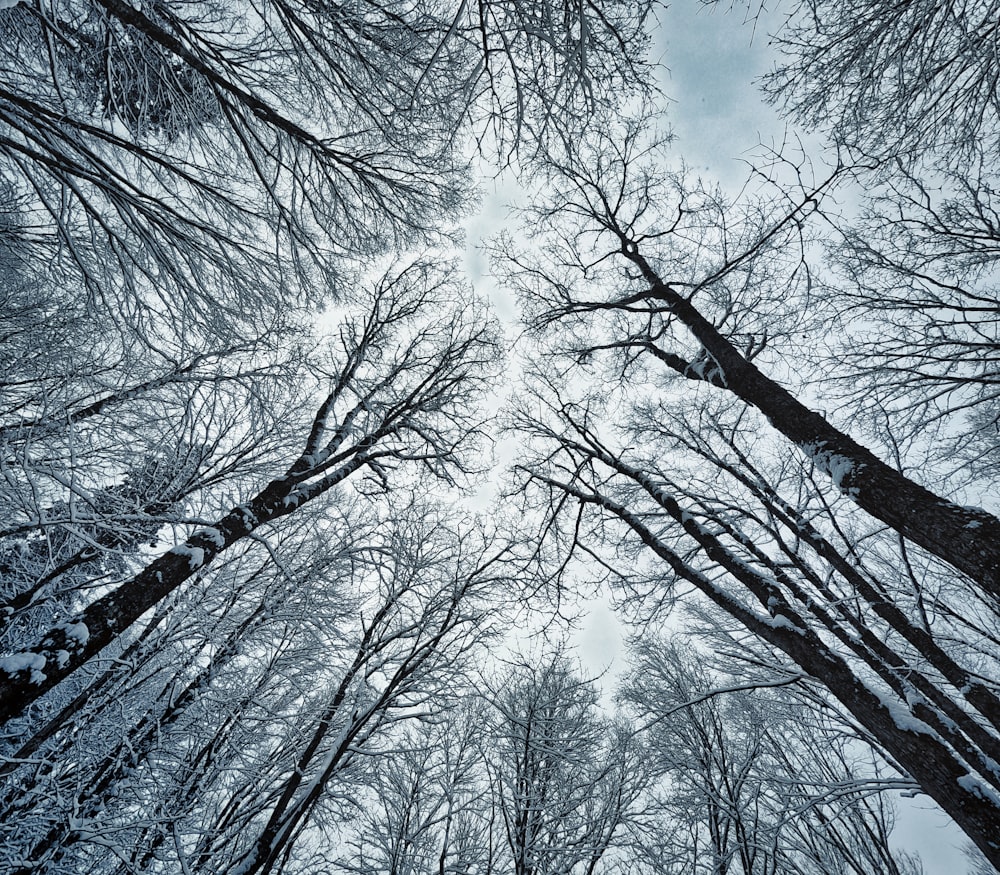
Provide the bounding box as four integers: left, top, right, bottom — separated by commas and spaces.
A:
1, 652, 47, 684
800, 441, 863, 497
235, 505, 258, 526
57, 621, 89, 647
171, 544, 206, 570
282, 488, 306, 509
957, 774, 1000, 808
679, 509, 706, 532
873, 687, 936, 736
685, 352, 727, 387
767, 614, 805, 634
983, 757, 1000, 784
194, 527, 226, 548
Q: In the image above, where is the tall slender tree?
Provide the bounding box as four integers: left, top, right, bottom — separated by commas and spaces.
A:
0, 260, 500, 720
484, 652, 648, 875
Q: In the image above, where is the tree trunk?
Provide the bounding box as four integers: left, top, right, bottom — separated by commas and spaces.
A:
623, 248, 1000, 599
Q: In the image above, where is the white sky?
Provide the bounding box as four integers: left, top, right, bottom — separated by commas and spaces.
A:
654, 3, 786, 189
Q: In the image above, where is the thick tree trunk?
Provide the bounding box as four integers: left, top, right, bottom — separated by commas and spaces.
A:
624, 250, 1000, 600
0, 457, 366, 724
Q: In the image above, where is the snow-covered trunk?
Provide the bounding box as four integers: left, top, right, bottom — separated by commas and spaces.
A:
756, 607, 1000, 872
625, 249, 1000, 601
0, 457, 366, 723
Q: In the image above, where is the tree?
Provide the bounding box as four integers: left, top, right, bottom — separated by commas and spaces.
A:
621, 637, 924, 875
332, 697, 501, 875
484, 651, 648, 875
510, 118, 1000, 596
720, 0, 1000, 501
783, 155, 1000, 505
0, 196, 300, 621
0, 493, 504, 874
755, 0, 1000, 170
0, 4, 660, 869
0, 0, 656, 336
504, 116, 1000, 866
6, 1, 999, 871
0, 259, 500, 721
214, 506, 501, 875
0, 445, 203, 647
1, 229, 300, 686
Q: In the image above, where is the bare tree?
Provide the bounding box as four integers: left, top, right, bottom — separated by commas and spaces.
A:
621, 637, 924, 875
712, 0, 999, 495
502, 117, 1000, 866
797, 161, 1000, 499
0, 6, 659, 870
215, 507, 502, 875
484, 651, 648, 875
0, 492, 504, 875
505, 118, 1000, 598
0, 259, 500, 723
332, 697, 501, 875
0, 0, 656, 335
752, 0, 1000, 170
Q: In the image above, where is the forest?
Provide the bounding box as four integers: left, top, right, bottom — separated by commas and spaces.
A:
0, 0, 998, 872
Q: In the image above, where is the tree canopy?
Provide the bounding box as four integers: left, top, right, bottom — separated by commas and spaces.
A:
2, 0, 999, 872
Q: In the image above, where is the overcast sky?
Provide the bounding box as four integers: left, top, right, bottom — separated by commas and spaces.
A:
654, 3, 785, 188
